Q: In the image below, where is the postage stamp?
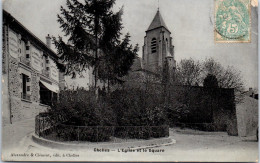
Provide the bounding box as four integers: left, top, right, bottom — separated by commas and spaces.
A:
215, 0, 251, 43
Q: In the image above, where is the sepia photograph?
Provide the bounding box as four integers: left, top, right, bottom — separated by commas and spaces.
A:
1, 0, 259, 162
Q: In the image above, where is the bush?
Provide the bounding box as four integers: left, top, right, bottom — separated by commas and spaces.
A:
42, 87, 169, 141
48, 89, 117, 126
109, 88, 169, 139
110, 88, 167, 127
166, 103, 190, 126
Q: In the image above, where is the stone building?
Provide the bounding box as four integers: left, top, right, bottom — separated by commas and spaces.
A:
2, 10, 61, 124
123, 9, 177, 86
142, 9, 176, 73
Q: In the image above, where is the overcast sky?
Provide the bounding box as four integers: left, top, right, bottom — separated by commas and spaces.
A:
3, 0, 258, 89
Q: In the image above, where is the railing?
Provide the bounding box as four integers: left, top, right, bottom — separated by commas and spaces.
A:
19, 57, 30, 67
35, 115, 169, 142
41, 70, 50, 77
21, 93, 31, 101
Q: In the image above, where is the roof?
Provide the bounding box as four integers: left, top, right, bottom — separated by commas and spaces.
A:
146, 10, 170, 33
3, 10, 59, 61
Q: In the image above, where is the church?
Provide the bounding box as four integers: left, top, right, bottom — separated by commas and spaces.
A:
64, 9, 177, 89
142, 9, 176, 73
123, 9, 176, 86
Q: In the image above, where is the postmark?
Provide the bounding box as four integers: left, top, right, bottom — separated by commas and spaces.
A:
215, 0, 251, 43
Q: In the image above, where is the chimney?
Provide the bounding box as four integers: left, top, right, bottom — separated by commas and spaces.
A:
46, 34, 51, 48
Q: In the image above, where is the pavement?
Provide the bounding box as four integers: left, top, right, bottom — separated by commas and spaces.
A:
1, 119, 259, 162
2, 118, 35, 152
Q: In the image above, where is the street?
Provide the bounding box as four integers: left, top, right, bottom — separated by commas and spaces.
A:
2, 120, 258, 162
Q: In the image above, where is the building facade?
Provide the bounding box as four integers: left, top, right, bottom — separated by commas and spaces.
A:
2, 10, 61, 124
121, 9, 177, 87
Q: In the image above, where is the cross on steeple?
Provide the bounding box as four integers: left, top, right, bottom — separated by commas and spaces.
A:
158, 0, 160, 11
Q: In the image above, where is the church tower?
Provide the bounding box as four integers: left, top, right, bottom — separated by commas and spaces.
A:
142, 9, 176, 74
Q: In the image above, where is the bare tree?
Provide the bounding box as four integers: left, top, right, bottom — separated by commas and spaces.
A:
175, 57, 245, 103
202, 58, 245, 103
176, 58, 202, 86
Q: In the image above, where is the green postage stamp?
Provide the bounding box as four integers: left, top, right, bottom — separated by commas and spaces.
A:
215, 0, 251, 43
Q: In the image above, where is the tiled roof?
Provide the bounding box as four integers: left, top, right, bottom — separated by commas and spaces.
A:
147, 10, 170, 32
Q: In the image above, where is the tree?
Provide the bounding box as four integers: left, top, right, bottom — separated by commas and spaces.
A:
203, 74, 218, 88
175, 57, 245, 103
176, 58, 201, 86
97, 33, 138, 90
202, 58, 245, 103
53, 0, 138, 89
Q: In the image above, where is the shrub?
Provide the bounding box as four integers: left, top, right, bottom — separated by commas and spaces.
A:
165, 103, 190, 126
109, 88, 169, 138
110, 88, 167, 127
43, 87, 169, 141
48, 89, 117, 127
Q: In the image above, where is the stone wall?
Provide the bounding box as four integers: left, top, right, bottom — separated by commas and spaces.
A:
31, 71, 39, 103
2, 25, 10, 125
8, 55, 48, 123
8, 57, 20, 98
236, 96, 258, 136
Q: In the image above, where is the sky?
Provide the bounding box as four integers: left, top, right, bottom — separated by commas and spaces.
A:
3, 0, 259, 89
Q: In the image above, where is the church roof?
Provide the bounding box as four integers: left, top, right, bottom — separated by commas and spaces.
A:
146, 10, 170, 33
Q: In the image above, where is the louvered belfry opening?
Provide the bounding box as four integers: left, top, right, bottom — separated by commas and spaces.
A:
151, 38, 157, 53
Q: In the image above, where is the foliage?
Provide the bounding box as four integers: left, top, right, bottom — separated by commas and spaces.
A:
55, 125, 113, 142
47, 89, 117, 126
175, 58, 245, 103
97, 33, 139, 88
109, 87, 169, 139
43, 87, 169, 141
165, 103, 190, 126
203, 74, 218, 88
53, 0, 138, 88
176, 58, 201, 86
109, 88, 167, 127
202, 58, 245, 103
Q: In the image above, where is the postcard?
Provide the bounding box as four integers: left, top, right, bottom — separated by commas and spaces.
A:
1, 0, 258, 162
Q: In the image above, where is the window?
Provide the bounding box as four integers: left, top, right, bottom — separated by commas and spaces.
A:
21, 74, 31, 101
39, 83, 57, 106
26, 46, 30, 50
151, 38, 157, 53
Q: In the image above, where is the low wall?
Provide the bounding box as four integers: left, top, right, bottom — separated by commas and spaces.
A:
236, 96, 258, 137
32, 133, 174, 150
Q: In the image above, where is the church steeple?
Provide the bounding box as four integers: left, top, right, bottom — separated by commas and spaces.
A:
142, 9, 175, 73
146, 10, 170, 33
